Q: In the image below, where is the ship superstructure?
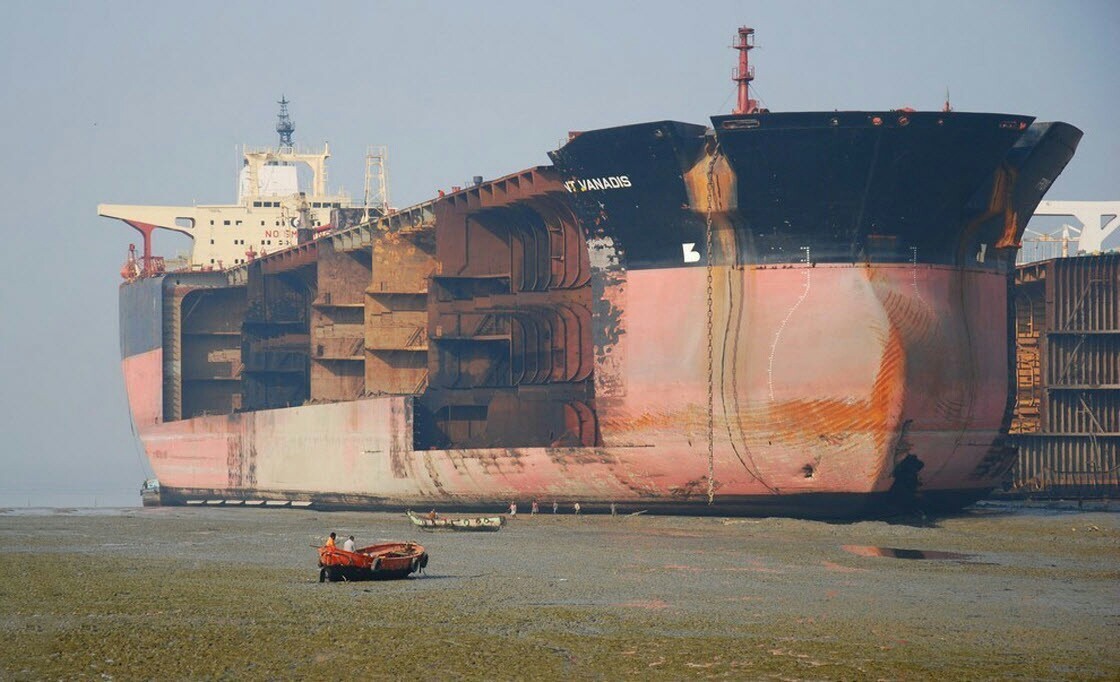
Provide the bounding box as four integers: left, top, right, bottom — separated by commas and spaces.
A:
102, 31, 1082, 517
100, 98, 359, 276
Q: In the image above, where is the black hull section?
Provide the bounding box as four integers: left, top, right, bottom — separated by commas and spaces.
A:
712, 111, 1030, 264
550, 112, 1081, 271
119, 276, 166, 358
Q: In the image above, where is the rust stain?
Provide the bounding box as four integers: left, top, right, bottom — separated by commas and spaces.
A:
668, 477, 719, 499
876, 288, 938, 343
682, 145, 738, 214
600, 409, 691, 433
421, 452, 444, 492
544, 448, 617, 468
388, 448, 408, 479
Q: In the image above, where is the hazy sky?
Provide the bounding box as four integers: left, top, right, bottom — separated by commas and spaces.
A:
1, 1, 1116, 506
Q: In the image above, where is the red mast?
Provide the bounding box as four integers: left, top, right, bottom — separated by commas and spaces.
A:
732, 26, 758, 115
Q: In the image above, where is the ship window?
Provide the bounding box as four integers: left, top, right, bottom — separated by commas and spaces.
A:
210, 239, 214, 244
210, 259, 215, 264
260, 220, 265, 226
223, 220, 230, 226
253, 201, 261, 207
267, 240, 272, 245
209, 220, 214, 225
236, 220, 242, 225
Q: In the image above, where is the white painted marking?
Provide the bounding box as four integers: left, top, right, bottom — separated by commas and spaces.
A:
911, 246, 929, 313
682, 242, 701, 263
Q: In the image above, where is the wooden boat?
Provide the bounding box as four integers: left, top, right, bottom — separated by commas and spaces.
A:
407, 510, 505, 532
317, 541, 428, 582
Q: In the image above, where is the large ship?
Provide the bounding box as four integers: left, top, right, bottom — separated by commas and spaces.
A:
100, 29, 1082, 517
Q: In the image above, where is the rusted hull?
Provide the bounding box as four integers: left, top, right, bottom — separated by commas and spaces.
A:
113, 110, 1083, 518
1008, 254, 1120, 498
124, 263, 1013, 516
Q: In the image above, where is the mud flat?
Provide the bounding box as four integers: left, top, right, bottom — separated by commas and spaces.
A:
1, 502, 1117, 680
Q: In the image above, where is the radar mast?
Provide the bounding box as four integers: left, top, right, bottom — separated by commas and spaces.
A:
276, 96, 295, 150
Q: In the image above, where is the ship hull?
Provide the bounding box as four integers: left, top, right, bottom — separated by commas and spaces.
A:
124, 262, 1015, 518
112, 110, 1082, 518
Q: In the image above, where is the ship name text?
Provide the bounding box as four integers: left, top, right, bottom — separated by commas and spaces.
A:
564, 176, 632, 193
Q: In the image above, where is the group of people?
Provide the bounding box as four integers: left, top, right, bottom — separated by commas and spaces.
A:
323, 531, 357, 551
508, 500, 585, 516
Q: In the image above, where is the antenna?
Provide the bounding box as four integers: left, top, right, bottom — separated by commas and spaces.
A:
276, 96, 295, 149
732, 26, 759, 115
942, 88, 953, 113
364, 145, 390, 222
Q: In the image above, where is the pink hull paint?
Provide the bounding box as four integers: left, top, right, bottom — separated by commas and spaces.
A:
122, 348, 162, 428
125, 263, 1012, 512
597, 263, 1010, 498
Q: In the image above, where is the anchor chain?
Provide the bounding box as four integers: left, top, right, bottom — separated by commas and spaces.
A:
705, 145, 720, 505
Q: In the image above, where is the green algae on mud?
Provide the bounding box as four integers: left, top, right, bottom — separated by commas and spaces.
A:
0, 507, 1117, 680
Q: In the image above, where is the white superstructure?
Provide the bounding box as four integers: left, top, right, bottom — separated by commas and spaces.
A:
100, 142, 352, 270
99, 98, 389, 275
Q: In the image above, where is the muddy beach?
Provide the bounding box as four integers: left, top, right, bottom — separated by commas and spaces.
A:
1, 503, 1117, 680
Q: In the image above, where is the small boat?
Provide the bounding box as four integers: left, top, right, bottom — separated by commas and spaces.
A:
317, 541, 428, 582
407, 510, 505, 532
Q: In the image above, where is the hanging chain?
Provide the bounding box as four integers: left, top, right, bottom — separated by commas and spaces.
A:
705, 146, 719, 505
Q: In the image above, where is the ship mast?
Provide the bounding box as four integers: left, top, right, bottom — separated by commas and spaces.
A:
732, 26, 759, 115
276, 96, 295, 150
